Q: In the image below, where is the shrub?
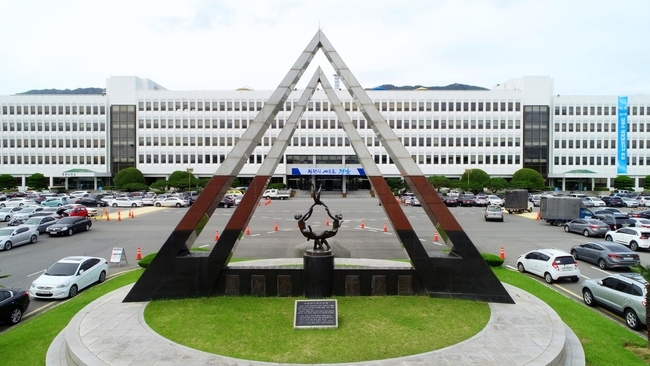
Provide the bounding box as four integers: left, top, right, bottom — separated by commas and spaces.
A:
593, 186, 610, 192
481, 253, 504, 267
138, 253, 157, 268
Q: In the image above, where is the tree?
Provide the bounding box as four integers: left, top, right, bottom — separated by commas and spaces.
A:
614, 175, 634, 190
167, 170, 195, 191
447, 179, 460, 189
630, 264, 650, 346
385, 177, 405, 193
459, 169, 490, 193
509, 168, 545, 191
0, 174, 15, 190
486, 177, 508, 193
427, 175, 449, 191
645, 175, 650, 190
27, 173, 48, 190
114, 168, 146, 191
150, 180, 169, 191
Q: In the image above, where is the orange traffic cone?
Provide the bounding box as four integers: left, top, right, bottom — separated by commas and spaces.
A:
258, 201, 261, 206
274, 222, 279, 231
500, 247, 505, 260
434, 231, 439, 241
117, 209, 121, 221
214, 230, 219, 240
136, 247, 142, 260
536, 211, 541, 220
326, 217, 330, 226
383, 223, 387, 232
361, 220, 365, 229
105, 209, 110, 221
246, 226, 251, 235
131, 210, 135, 218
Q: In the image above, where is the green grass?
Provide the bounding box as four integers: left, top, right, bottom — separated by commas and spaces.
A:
1, 266, 649, 365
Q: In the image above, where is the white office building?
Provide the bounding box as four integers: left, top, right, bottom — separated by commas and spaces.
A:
0, 75, 648, 191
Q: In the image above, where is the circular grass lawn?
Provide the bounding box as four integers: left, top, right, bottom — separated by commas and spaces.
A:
144, 296, 490, 364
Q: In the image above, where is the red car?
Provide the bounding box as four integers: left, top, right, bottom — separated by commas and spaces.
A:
64, 206, 89, 217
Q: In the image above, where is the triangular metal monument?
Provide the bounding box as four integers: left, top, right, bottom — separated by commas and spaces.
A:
124, 30, 514, 304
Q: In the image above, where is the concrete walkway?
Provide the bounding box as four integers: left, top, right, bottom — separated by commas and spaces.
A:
47, 260, 585, 366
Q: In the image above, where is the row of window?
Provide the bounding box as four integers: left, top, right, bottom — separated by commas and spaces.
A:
555, 105, 650, 116
1, 155, 106, 165
1, 105, 106, 116
554, 139, 650, 149
138, 100, 523, 113
1, 139, 106, 148
554, 122, 650, 133
1, 122, 106, 132
553, 156, 650, 166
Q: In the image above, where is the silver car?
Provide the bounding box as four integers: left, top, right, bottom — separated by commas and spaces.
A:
582, 273, 647, 330
570, 241, 640, 269
563, 218, 609, 237
0, 226, 39, 251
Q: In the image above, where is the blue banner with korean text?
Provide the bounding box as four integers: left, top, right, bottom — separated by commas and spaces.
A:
291, 167, 366, 176
617, 96, 628, 174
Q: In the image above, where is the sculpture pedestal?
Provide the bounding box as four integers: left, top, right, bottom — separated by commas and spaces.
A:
303, 249, 334, 298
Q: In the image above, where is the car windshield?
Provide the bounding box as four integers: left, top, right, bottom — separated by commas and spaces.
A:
0, 208, 13, 213
57, 217, 78, 224
23, 218, 42, 225
45, 262, 79, 276
487, 206, 501, 212
0, 228, 15, 236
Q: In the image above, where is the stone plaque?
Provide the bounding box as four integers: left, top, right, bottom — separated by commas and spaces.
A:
371, 275, 386, 296
294, 299, 338, 329
251, 275, 266, 297
225, 275, 239, 296
398, 275, 412, 296
345, 275, 360, 296
278, 275, 292, 297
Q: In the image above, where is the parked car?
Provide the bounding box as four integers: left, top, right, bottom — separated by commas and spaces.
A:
69, 191, 91, 198
141, 195, 156, 206
0, 288, 30, 325
46, 216, 92, 237
443, 196, 458, 207
459, 194, 476, 207
29, 256, 109, 299
594, 208, 623, 215
474, 195, 490, 207
604, 227, 650, 251
18, 216, 59, 234
621, 197, 640, 208
63, 206, 90, 218
516, 248, 580, 284
41, 197, 68, 207
0, 207, 23, 222
218, 196, 236, 208
563, 218, 609, 237
155, 197, 189, 208
76, 197, 108, 207
484, 205, 504, 222
107, 197, 144, 208
629, 210, 650, 220
0, 226, 39, 251
7, 207, 46, 223
487, 195, 504, 206
605, 196, 626, 207
628, 218, 650, 229
580, 197, 594, 208
0, 198, 38, 208
583, 197, 606, 207
582, 273, 647, 329
570, 241, 640, 269
590, 214, 618, 231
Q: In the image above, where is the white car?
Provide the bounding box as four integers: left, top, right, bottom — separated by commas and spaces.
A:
605, 227, 650, 251
583, 197, 606, 207
516, 248, 580, 284
0, 206, 23, 222
29, 256, 108, 299
155, 197, 189, 207
487, 195, 503, 206
621, 197, 639, 208
9, 207, 45, 221
107, 197, 144, 207
141, 195, 156, 206
69, 191, 91, 198
484, 205, 504, 222
629, 218, 650, 229
0, 198, 38, 208
0, 226, 39, 251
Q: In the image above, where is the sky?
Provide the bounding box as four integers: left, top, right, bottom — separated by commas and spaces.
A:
1, 0, 649, 96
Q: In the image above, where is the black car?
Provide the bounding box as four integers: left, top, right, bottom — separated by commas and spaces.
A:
606, 197, 625, 207
459, 195, 476, 207
77, 197, 108, 207
591, 214, 618, 231
218, 196, 235, 208
46, 216, 92, 236
630, 210, 650, 220
0, 288, 30, 326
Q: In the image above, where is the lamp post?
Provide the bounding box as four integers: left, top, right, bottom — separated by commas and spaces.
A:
465, 169, 472, 190
186, 167, 194, 190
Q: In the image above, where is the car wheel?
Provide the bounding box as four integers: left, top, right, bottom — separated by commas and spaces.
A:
605, 235, 613, 241
517, 263, 525, 273
57, 203, 62, 207
98, 270, 106, 283
30, 235, 37, 244
583, 289, 596, 307
112, 203, 118, 207
555, 220, 564, 227
571, 250, 579, 259
583, 230, 590, 237
630, 241, 639, 251
564, 226, 570, 232
176, 203, 181, 208
9, 307, 22, 325
570, 277, 579, 282
4, 242, 12, 251
155, 202, 161, 207
97, 203, 102, 207
625, 308, 641, 330
484, 217, 488, 221
85, 224, 90, 231
598, 259, 607, 269
132, 203, 137, 207
4, 215, 10, 221
68, 229, 74, 236
68, 285, 78, 298
544, 272, 553, 284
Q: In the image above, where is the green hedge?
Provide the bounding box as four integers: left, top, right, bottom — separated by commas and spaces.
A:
481, 253, 504, 267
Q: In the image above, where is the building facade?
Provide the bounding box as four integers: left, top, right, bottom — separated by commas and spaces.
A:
0, 75, 648, 191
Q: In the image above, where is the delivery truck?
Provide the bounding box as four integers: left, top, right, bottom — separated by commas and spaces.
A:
539, 196, 594, 226
504, 189, 534, 214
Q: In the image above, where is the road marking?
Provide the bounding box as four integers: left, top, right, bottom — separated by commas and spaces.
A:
27, 270, 45, 277
554, 284, 582, 300
590, 266, 610, 275
250, 234, 260, 237
199, 244, 210, 248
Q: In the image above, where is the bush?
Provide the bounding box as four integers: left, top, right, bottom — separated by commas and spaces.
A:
138, 253, 157, 268
481, 253, 504, 267
593, 186, 610, 192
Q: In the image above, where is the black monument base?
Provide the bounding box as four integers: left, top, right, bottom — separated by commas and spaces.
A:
303, 249, 334, 298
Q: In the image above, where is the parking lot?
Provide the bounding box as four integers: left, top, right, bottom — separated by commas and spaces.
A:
1, 197, 649, 333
